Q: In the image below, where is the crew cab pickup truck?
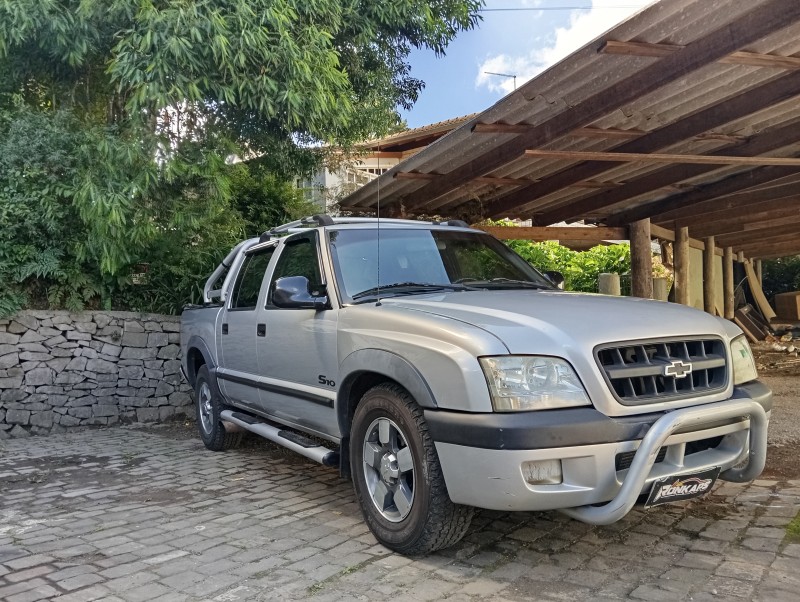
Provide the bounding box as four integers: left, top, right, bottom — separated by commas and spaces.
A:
180, 215, 770, 554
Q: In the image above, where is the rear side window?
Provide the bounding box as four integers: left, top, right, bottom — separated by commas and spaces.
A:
229, 247, 275, 309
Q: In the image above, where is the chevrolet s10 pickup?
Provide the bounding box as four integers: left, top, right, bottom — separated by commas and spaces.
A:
181, 215, 770, 554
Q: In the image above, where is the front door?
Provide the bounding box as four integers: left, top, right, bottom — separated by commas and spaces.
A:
254, 232, 339, 437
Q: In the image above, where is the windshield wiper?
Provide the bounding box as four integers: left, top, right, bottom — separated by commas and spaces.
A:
459, 278, 551, 290
351, 282, 468, 301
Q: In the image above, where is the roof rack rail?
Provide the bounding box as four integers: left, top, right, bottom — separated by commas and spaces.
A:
259, 214, 335, 241
258, 214, 472, 241
433, 219, 470, 228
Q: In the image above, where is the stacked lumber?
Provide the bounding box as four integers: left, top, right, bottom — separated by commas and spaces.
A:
734, 305, 771, 342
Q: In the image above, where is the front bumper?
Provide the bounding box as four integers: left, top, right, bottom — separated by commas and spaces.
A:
431, 382, 770, 523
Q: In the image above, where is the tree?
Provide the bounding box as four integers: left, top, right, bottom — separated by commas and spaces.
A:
0, 0, 483, 314
762, 256, 800, 300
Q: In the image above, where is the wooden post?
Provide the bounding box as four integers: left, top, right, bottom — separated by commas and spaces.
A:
598, 273, 621, 296
737, 250, 745, 263
723, 246, 735, 320
674, 225, 690, 305
703, 236, 716, 314
653, 277, 668, 301
629, 219, 653, 299
755, 259, 763, 285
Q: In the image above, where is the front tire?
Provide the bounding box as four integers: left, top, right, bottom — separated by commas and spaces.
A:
194, 365, 242, 451
350, 384, 473, 554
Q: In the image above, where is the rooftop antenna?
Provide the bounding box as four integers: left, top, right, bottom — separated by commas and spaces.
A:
376, 155, 382, 307
484, 71, 517, 91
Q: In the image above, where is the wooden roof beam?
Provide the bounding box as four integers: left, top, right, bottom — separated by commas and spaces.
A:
486, 69, 800, 220
473, 124, 646, 139
717, 222, 800, 246
477, 226, 626, 242
534, 119, 800, 226
648, 224, 724, 255
523, 149, 800, 167
685, 205, 800, 238
394, 171, 621, 190
738, 232, 800, 248
608, 162, 800, 226
653, 182, 800, 223
394, 171, 535, 187
751, 248, 800, 259
474, 123, 745, 144
392, 1, 800, 212
601, 40, 800, 70
735, 236, 800, 256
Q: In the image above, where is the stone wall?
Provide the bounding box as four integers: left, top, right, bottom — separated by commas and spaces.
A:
0, 310, 193, 439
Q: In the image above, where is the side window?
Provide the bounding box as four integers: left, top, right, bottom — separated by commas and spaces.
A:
268, 234, 322, 305
229, 247, 275, 310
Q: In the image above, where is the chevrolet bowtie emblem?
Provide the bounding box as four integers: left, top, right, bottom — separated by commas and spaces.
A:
664, 360, 692, 379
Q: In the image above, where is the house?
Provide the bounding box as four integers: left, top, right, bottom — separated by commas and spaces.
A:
296, 115, 476, 211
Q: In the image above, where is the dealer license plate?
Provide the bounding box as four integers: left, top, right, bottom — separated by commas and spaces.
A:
644, 467, 721, 507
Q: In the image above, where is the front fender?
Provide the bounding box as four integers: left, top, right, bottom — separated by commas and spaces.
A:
335, 348, 442, 480
337, 349, 437, 436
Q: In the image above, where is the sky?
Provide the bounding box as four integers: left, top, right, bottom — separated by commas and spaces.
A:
401, 0, 655, 128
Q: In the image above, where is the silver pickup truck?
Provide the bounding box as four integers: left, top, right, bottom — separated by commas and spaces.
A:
180, 215, 770, 554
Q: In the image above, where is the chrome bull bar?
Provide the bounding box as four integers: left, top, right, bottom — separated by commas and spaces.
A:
560, 398, 767, 525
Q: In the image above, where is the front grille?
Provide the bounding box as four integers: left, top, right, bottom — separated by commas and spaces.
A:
596, 338, 728, 405
614, 436, 723, 473
616, 447, 667, 472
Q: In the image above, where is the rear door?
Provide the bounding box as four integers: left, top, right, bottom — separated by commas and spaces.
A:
254, 231, 339, 437
217, 244, 277, 408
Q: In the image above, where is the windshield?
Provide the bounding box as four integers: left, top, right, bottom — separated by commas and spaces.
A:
328, 228, 553, 303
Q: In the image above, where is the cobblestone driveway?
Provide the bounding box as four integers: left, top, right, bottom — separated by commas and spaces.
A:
1, 426, 798, 602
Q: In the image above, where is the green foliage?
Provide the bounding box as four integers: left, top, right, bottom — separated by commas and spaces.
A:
508, 240, 576, 275
0, 0, 482, 315
485, 221, 633, 293
228, 163, 318, 238
0, 108, 108, 313
0, 0, 482, 149
762, 256, 800, 300
565, 244, 631, 292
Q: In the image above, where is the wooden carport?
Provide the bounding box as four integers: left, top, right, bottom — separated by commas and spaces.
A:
339, 0, 800, 318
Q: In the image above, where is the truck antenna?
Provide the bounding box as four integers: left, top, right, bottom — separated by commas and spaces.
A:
376, 156, 382, 307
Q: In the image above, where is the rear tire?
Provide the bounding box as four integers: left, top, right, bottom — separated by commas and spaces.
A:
350, 383, 473, 555
194, 365, 242, 451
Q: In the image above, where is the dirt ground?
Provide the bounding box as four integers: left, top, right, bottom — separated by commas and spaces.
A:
753, 343, 800, 480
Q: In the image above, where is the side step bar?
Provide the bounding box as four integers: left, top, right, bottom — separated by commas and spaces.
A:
220, 410, 339, 467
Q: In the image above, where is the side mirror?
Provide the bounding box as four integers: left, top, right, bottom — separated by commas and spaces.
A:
272, 276, 329, 310
544, 270, 565, 289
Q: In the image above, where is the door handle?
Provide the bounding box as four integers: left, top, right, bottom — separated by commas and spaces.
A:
222, 323, 229, 335
256, 323, 266, 337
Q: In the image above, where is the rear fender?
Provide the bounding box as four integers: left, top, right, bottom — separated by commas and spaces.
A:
184, 336, 228, 405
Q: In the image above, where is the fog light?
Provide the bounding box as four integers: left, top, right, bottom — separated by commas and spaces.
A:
522, 460, 563, 485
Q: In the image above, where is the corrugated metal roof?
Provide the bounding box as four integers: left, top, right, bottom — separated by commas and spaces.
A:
359, 114, 478, 152
339, 0, 800, 258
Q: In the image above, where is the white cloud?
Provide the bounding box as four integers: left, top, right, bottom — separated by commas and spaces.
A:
476, 0, 654, 95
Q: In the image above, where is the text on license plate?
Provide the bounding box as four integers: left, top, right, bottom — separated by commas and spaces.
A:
645, 467, 721, 507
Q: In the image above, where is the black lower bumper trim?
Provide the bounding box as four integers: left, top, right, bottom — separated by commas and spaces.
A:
425, 380, 772, 451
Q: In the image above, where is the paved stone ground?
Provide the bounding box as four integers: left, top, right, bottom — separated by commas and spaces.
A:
0, 426, 798, 602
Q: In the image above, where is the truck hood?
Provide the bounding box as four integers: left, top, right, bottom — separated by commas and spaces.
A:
382, 289, 732, 353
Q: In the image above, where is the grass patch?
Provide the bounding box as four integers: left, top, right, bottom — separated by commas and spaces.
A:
306, 558, 376, 596
785, 511, 800, 544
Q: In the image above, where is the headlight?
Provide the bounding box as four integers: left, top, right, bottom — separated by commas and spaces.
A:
479, 356, 591, 411
731, 335, 758, 385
